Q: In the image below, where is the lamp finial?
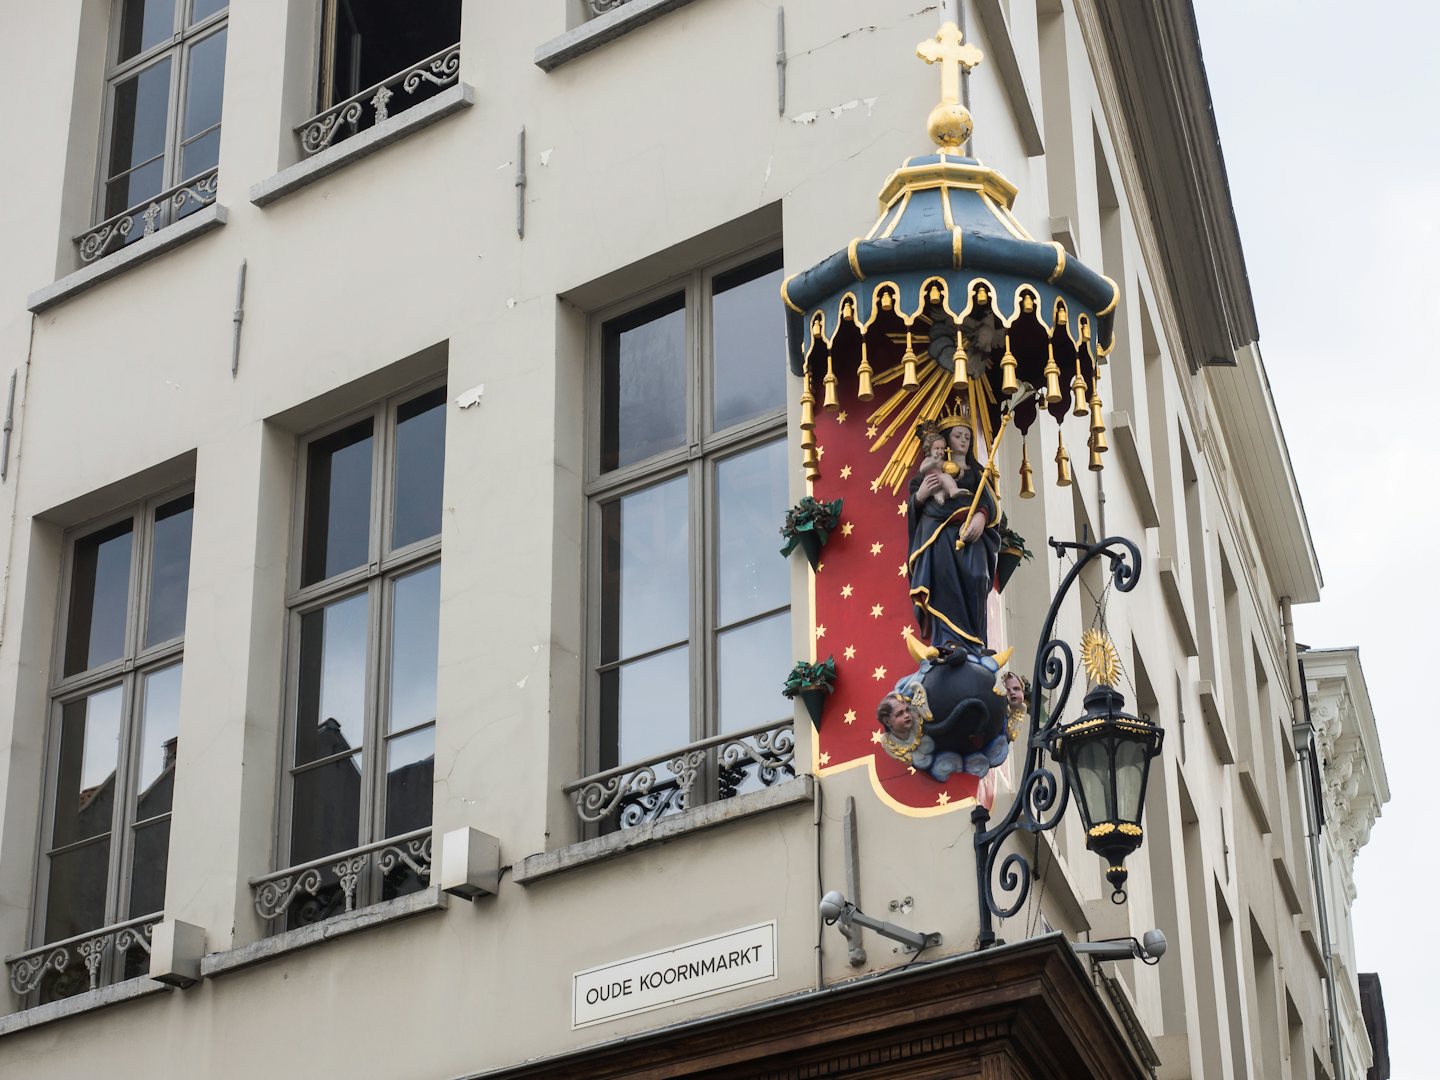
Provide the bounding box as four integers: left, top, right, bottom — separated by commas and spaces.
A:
915, 21, 984, 152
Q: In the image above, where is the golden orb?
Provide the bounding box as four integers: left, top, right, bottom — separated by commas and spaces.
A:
927, 101, 973, 152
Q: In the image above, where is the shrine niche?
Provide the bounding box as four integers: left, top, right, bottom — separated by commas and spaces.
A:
781, 23, 1120, 815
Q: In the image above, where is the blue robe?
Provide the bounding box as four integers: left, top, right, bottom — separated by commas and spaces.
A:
906, 463, 1000, 651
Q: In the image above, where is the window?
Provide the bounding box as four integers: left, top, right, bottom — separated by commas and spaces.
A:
584, 251, 791, 821
277, 384, 445, 929
299, 0, 461, 154
84, 0, 228, 260
31, 492, 193, 1004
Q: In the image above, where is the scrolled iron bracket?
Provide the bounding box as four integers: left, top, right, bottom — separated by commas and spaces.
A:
971, 534, 1141, 949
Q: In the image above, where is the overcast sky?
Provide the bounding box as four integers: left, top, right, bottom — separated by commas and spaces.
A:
1192, 2, 1437, 1074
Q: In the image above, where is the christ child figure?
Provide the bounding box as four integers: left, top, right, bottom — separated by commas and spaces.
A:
915, 431, 961, 499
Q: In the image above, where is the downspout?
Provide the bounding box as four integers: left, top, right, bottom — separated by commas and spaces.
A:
1283, 597, 1344, 1080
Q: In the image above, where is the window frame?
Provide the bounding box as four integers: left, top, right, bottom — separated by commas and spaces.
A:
275, 378, 446, 915
31, 484, 194, 977
94, 0, 229, 226
581, 246, 790, 783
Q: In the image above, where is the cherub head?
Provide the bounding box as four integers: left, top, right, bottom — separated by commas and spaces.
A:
877, 693, 917, 742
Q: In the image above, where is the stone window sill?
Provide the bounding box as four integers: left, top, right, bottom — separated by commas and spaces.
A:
201, 886, 448, 978
250, 83, 475, 208
535, 0, 704, 71
514, 775, 815, 885
27, 205, 227, 315
0, 977, 171, 1038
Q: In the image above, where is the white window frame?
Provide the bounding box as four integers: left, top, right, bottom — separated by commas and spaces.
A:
582, 247, 790, 784
94, 0, 228, 225
30, 485, 194, 990
274, 379, 445, 919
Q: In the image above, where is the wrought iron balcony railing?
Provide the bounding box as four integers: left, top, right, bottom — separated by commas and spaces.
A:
566, 718, 797, 830
249, 827, 433, 923
588, 0, 634, 12
6, 912, 161, 999
75, 168, 219, 264
296, 43, 461, 156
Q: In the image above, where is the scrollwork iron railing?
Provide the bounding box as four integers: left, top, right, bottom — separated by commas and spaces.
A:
5, 912, 160, 998
588, 0, 634, 13
567, 718, 797, 830
249, 827, 433, 923
75, 168, 219, 263
295, 43, 461, 156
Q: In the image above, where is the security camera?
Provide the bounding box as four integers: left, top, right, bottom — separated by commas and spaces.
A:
819, 889, 941, 952
1071, 929, 1167, 964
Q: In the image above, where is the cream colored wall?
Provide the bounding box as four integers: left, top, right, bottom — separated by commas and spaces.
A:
0, 0, 1352, 1077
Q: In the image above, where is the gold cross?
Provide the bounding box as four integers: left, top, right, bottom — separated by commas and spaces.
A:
916, 22, 984, 106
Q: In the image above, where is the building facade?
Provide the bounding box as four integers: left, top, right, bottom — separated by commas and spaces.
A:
0, 1, 1386, 1077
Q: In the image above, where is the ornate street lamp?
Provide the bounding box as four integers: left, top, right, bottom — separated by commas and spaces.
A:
971, 534, 1163, 949
1050, 684, 1164, 901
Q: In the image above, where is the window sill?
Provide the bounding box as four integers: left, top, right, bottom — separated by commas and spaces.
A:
0, 977, 170, 1037
200, 886, 448, 978
535, 0, 705, 72
27, 205, 228, 315
514, 775, 814, 885
250, 83, 475, 208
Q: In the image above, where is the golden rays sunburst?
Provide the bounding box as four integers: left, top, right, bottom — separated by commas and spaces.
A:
1079, 628, 1120, 687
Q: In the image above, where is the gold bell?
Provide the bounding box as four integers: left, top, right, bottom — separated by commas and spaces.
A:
901, 331, 919, 392
1022, 292, 1035, 314
1080, 316, 1091, 343
856, 343, 875, 402
1056, 304, 1068, 328
1043, 343, 1062, 405
1089, 392, 1107, 440
1055, 432, 1073, 487
951, 337, 969, 390
1019, 442, 1036, 499
822, 354, 839, 412
799, 379, 816, 450
1088, 435, 1104, 472
1000, 334, 1018, 395
976, 285, 989, 304
1071, 363, 1089, 417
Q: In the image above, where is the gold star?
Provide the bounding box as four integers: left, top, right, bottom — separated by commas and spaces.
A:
872, 665, 888, 681
844, 708, 857, 724
815, 445, 825, 460
898, 563, 908, 577
866, 424, 879, 438
870, 603, 884, 618
841, 584, 855, 599
815, 624, 827, 639
843, 645, 856, 660
841, 522, 855, 537
870, 730, 885, 744
839, 465, 853, 480
819, 751, 831, 766
907, 766, 917, 775
900, 625, 913, 639
869, 479, 882, 493
937, 791, 951, 806
816, 562, 824, 573
869, 541, 884, 556
897, 502, 907, 516
836, 411, 848, 424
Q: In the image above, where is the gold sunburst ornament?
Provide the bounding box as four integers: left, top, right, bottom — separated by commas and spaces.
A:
1079, 629, 1120, 687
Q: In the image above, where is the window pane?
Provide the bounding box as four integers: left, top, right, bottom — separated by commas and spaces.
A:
179, 129, 220, 187
384, 727, 433, 838
301, 420, 373, 586
181, 28, 226, 143
135, 663, 182, 821
118, 0, 176, 62
295, 593, 369, 765
601, 295, 686, 471
190, 0, 227, 23
388, 564, 439, 734
44, 840, 111, 943
715, 439, 789, 627
599, 476, 688, 663
712, 255, 786, 431
145, 494, 193, 647
391, 389, 446, 550
64, 521, 134, 677
599, 645, 689, 770
52, 688, 124, 848
289, 753, 362, 865
104, 159, 166, 220
128, 818, 171, 918
716, 611, 792, 734
108, 58, 172, 180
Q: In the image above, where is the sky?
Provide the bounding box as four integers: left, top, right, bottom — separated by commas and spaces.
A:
1192, 2, 1439, 1075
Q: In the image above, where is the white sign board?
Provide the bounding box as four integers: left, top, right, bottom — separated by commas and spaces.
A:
572, 922, 777, 1028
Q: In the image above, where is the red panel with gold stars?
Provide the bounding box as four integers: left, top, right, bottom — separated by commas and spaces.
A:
808, 389, 1005, 815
